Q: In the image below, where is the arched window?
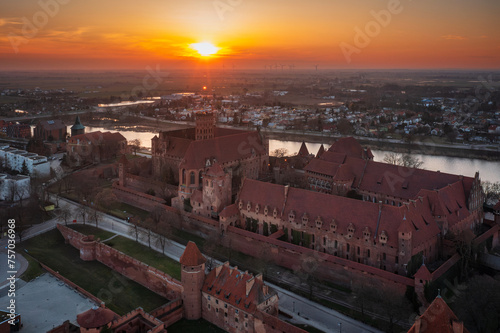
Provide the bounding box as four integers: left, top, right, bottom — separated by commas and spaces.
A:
190, 171, 195, 185
182, 169, 186, 184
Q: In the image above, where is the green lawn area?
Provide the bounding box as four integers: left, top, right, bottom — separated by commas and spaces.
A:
20, 229, 168, 315
104, 235, 181, 281
19, 253, 44, 282
68, 224, 116, 240
109, 202, 150, 220
167, 319, 226, 333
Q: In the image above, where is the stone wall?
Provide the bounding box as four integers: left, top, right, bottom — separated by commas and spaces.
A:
58, 225, 182, 300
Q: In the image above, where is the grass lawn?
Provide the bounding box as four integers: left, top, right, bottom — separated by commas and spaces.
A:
104, 236, 181, 281
19, 253, 44, 282
68, 224, 116, 240
109, 202, 150, 220
20, 229, 168, 315
167, 319, 226, 333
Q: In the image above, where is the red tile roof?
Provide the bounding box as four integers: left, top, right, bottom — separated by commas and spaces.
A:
238, 179, 440, 249
202, 264, 277, 315
304, 158, 341, 177
205, 162, 225, 177
77, 307, 118, 329
316, 144, 325, 158
297, 142, 309, 157
328, 137, 371, 159
179, 241, 206, 266
37, 119, 66, 131
219, 204, 239, 218
407, 296, 469, 333
414, 264, 432, 281
180, 131, 266, 170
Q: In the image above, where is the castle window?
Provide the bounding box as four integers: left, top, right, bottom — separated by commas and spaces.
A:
383, 253, 386, 260
235, 309, 239, 314
208, 296, 211, 300
182, 169, 186, 184
367, 249, 370, 258
273, 208, 278, 218
190, 171, 195, 185
302, 213, 309, 227
247, 202, 251, 212
239, 201, 243, 209
379, 230, 388, 244
288, 211, 295, 223
264, 206, 269, 216
330, 219, 337, 232
216, 300, 219, 304
208, 304, 211, 309
316, 216, 322, 229
255, 204, 260, 214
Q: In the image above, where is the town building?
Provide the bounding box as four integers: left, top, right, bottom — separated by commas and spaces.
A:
66, 131, 127, 166
151, 111, 268, 210
34, 119, 67, 141
0, 310, 21, 333
0, 145, 50, 177
221, 137, 484, 275
71, 116, 85, 136
0, 173, 30, 201
6, 123, 31, 139
407, 295, 469, 333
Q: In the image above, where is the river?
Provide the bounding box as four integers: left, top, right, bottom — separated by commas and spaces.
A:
78, 126, 500, 183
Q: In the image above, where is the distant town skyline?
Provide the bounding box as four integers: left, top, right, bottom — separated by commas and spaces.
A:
0, 0, 499, 70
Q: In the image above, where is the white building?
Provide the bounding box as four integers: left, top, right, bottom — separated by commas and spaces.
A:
0, 145, 50, 178
0, 173, 30, 201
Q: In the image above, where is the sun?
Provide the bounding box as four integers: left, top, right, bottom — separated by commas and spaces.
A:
190, 42, 219, 57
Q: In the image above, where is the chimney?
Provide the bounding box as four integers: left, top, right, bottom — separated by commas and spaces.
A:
246, 277, 255, 296
255, 273, 263, 282
215, 264, 224, 277
452, 321, 464, 333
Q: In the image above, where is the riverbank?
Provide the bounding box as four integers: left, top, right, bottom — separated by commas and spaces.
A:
83, 115, 500, 161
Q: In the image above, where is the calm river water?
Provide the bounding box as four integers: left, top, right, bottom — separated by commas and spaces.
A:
83, 126, 500, 183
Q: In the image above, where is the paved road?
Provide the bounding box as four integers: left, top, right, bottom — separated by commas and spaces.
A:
1, 195, 383, 333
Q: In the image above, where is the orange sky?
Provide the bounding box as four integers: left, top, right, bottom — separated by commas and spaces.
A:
0, 0, 499, 70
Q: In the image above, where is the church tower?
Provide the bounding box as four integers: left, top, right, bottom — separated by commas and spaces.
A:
180, 241, 206, 320
71, 116, 85, 136
195, 111, 215, 140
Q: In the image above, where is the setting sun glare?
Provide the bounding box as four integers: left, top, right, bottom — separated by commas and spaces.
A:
190, 42, 219, 57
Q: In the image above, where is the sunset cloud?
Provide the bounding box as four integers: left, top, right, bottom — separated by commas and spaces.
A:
441, 35, 467, 40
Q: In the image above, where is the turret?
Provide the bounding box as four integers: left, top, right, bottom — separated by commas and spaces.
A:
180, 241, 206, 320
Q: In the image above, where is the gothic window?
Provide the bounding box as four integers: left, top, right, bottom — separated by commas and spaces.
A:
182, 169, 186, 184
190, 171, 195, 185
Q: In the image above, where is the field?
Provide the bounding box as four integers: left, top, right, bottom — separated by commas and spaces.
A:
21, 229, 168, 315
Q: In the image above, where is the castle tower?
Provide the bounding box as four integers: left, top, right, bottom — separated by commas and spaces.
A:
118, 155, 128, 187
397, 214, 413, 273
71, 116, 85, 136
202, 162, 232, 216
180, 241, 206, 320
195, 112, 215, 140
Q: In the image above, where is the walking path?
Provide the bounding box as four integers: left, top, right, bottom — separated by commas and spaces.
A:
1, 194, 384, 333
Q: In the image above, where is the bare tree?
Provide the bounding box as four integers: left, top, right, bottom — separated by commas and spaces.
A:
57, 207, 72, 226
129, 139, 141, 155
383, 152, 424, 169
271, 148, 289, 158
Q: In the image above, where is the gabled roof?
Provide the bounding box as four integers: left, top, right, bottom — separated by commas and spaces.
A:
414, 264, 432, 282
77, 307, 118, 329
202, 264, 277, 314
219, 204, 239, 218
180, 241, 206, 266
205, 162, 225, 178
180, 131, 266, 170
316, 144, 325, 158
407, 296, 469, 333
297, 142, 309, 157
328, 137, 371, 159
37, 119, 66, 131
